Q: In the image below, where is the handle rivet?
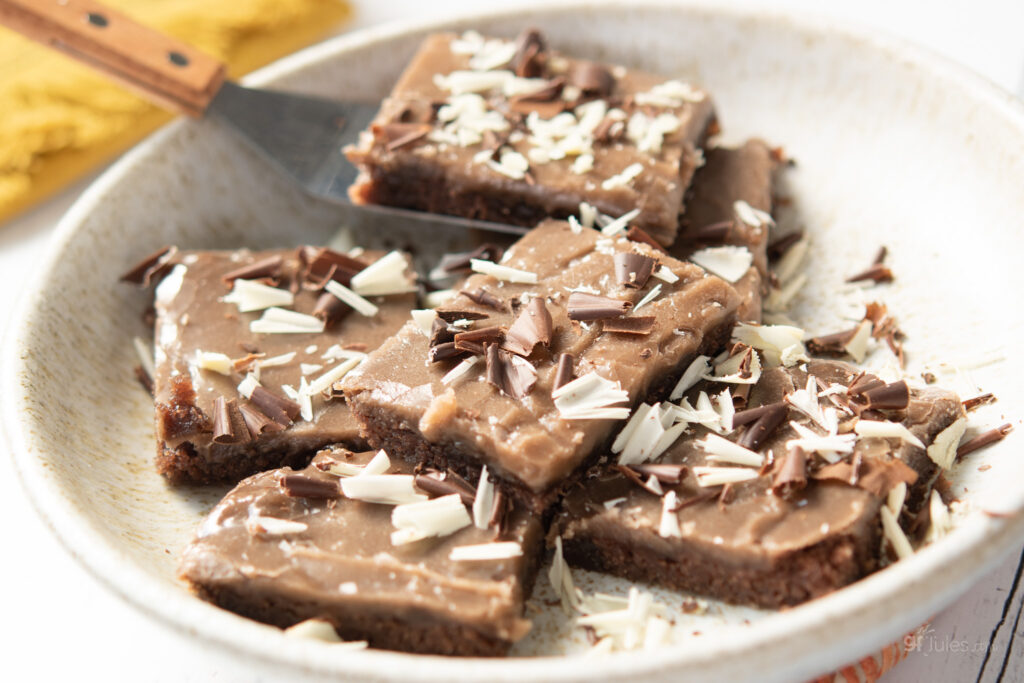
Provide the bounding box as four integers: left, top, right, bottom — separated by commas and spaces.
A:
168, 51, 190, 67
85, 12, 108, 28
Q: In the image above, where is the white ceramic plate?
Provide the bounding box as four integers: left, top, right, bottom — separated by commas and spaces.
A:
5, 1, 1024, 680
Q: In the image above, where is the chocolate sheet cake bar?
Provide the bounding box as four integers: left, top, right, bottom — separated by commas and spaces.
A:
180, 448, 542, 655
140, 247, 416, 484
673, 140, 781, 323
550, 359, 965, 608
342, 220, 741, 512
346, 30, 716, 246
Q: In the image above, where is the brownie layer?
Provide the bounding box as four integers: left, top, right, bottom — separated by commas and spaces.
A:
180, 449, 542, 655
346, 31, 716, 246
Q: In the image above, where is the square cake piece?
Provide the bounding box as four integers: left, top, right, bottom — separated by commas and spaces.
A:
180, 448, 543, 656
672, 139, 782, 323
140, 246, 416, 484
342, 220, 741, 512
345, 30, 717, 246
550, 359, 965, 608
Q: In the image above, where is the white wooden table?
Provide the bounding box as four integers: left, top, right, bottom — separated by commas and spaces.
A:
2, 1, 1023, 680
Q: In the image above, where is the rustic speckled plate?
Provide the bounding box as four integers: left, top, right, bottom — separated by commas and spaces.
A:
6, 1, 1024, 680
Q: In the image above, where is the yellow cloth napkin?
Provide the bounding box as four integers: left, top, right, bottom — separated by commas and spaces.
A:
0, 0, 351, 224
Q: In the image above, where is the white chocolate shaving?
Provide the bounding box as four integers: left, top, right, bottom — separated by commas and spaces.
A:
633, 79, 705, 106
449, 541, 523, 561
441, 356, 480, 386
553, 372, 630, 420
670, 355, 710, 399
154, 264, 186, 305
424, 289, 457, 308
548, 536, 581, 612
599, 208, 641, 236
887, 482, 907, 516
633, 283, 662, 312
324, 280, 378, 317
250, 307, 325, 334
222, 278, 294, 313
843, 320, 874, 363
350, 251, 415, 296
410, 310, 436, 336
925, 490, 953, 544
472, 467, 495, 530
390, 494, 471, 545
880, 505, 913, 560
658, 491, 681, 538
257, 352, 297, 369
245, 515, 307, 537
651, 266, 679, 284
689, 246, 753, 283
601, 162, 644, 191
360, 450, 391, 477
304, 356, 362, 396
927, 417, 968, 470
470, 259, 538, 284
284, 619, 342, 642
692, 465, 759, 487
237, 373, 260, 399
855, 420, 926, 449
704, 349, 763, 385
133, 337, 156, 380
733, 199, 774, 228
196, 351, 232, 375
340, 474, 427, 505
699, 433, 764, 466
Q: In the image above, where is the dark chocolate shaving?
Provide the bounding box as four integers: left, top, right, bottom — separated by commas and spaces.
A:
806, 328, 857, 356
238, 403, 285, 437
439, 244, 505, 274
249, 386, 300, 426
628, 463, 687, 485
430, 317, 457, 347
873, 246, 888, 266
280, 474, 340, 499
686, 220, 733, 243
592, 115, 624, 143
414, 469, 476, 505
120, 245, 177, 286
846, 263, 894, 284
211, 396, 246, 444
312, 291, 352, 326
567, 292, 632, 321
771, 446, 807, 499
304, 248, 366, 287
373, 122, 432, 151
502, 297, 553, 356
625, 226, 667, 252
553, 353, 575, 391
956, 423, 1013, 459
485, 344, 538, 399
221, 255, 283, 283
436, 309, 489, 323
428, 342, 466, 364
861, 380, 910, 411
613, 252, 656, 289
133, 365, 154, 396
962, 393, 997, 412
511, 77, 564, 103
613, 465, 665, 495
567, 60, 615, 95
454, 325, 505, 348
508, 97, 566, 119
847, 372, 886, 397
671, 491, 719, 511
766, 230, 804, 261
732, 401, 786, 428
488, 489, 508, 536
736, 401, 789, 451
510, 28, 546, 77
602, 316, 656, 335
812, 457, 917, 498
460, 287, 506, 311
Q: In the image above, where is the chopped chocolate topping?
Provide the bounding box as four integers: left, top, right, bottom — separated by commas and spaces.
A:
120, 245, 177, 286
771, 446, 807, 499
455, 325, 505, 352
430, 317, 458, 347
312, 291, 352, 326
436, 309, 489, 323
280, 473, 341, 499
238, 403, 285, 436
601, 316, 656, 335
485, 344, 538, 400
567, 60, 615, 96
812, 457, 917, 498
732, 401, 786, 428
613, 252, 656, 289
510, 28, 546, 78
460, 287, 506, 312
428, 342, 466, 364
628, 463, 688, 485
567, 292, 632, 321
221, 255, 284, 283
846, 263, 894, 284
414, 469, 476, 505
962, 393, 997, 412
847, 372, 886, 397
956, 423, 1013, 459
626, 226, 667, 253
502, 298, 553, 356
439, 244, 505, 274
766, 230, 804, 261
861, 380, 910, 411
373, 122, 432, 151
212, 396, 249, 444
553, 353, 575, 391
249, 386, 300, 426
736, 401, 788, 451
806, 328, 857, 356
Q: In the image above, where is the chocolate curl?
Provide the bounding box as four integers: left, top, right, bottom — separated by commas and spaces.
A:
846, 263, 894, 284
312, 291, 352, 326
502, 297, 553, 356
613, 252, 656, 289
626, 226, 667, 253
567, 292, 632, 321
553, 353, 575, 391
304, 248, 366, 287
414, 469, 476, 505
957, 424, 1013, 459
454, 325, 505, 351
613, 465, 665, 495
567, 60, 615, 96
460, 287, 506, 312
771, 447, 807, 499
239, 403, 285, 437
430, 317, 458, 347
767, 230, 804, 261
120, 246, 177, 286
428, 342, 466, 364
671, 491, 719, 512
221, 255, 283, 283
510, 28, 546, 77
806, 328, 857, 356
962, 393, 997, 412
280, 474, 341, 499
485, 344, 537, 399
685, 220, 732, 243
847, 372, 886, 397
436, 309, 489, 323
736, 402, 789, 451
212, 397, 251, 444
488, 489, 509, 536
439, 244, 505, 274
249, 387, 300, 426
372, 122, 431, 151
861, 381, 910, 411
628, 463, 687, 485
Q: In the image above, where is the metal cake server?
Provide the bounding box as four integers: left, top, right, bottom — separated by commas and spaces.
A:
0, 0, 525, 240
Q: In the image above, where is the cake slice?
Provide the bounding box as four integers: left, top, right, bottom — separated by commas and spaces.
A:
345, 29, 716, 246
135, 246, 416, 484
673, 140, 782, 323
180, 448, 542, 655
342, 220, 741, 512
550, 359, 965, 608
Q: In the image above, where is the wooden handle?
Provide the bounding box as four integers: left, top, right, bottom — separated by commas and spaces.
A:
0, 0, 226, 117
